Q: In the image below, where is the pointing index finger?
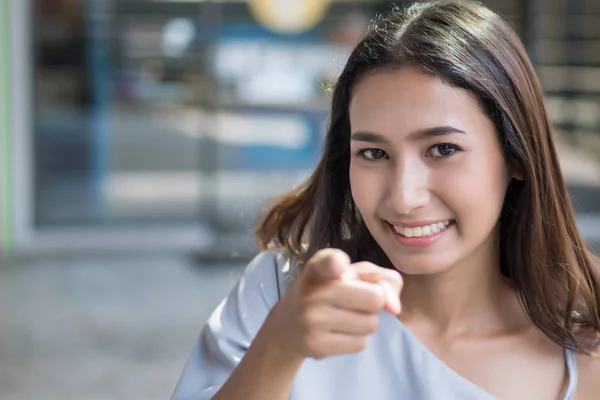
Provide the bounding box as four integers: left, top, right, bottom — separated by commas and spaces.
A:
304, 249, 351, 283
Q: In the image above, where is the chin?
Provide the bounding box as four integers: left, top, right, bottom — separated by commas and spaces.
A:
393, 259, 453, 275
381, 247, 459, 276
394, 263, 451, 275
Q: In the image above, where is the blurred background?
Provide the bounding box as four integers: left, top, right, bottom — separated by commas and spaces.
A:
1, 0, 599, 398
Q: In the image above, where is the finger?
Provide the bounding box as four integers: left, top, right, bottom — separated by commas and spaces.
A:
321, 280, 386, 313
379, 281, 401, 315
350, 262, 403, 314
302, 304, 379, 336
303, 249, 351, 283
340, 267, 359, 282
321, 307, 380, 336
306, 332, 369, 360
350, 262, 403, 292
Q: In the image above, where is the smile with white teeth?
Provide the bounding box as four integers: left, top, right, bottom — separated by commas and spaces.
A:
393, 220, 452, 238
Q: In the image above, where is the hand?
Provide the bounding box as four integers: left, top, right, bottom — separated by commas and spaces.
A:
266, 248, 403, 361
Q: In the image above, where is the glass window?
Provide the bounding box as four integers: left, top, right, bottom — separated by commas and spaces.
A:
32, 0, 389, 230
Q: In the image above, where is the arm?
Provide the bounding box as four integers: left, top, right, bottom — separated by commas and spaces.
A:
171, 251, 287, 400
172, 249, 403, 400
213, 250, 403, 400
211, 304, 306, 400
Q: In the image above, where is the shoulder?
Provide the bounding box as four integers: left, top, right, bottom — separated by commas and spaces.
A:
203, 249, 302, 338
574, 351, 600, 398
239, 248, 302, 300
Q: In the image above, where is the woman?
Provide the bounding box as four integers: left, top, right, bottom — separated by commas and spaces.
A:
172, 1, 600, 399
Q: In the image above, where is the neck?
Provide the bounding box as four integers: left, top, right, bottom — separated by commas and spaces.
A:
399, 235, 525, 336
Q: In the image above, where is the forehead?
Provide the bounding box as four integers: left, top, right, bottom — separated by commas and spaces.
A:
349, 66, 491, 137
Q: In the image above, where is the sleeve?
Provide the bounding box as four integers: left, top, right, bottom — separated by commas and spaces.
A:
170, 250, 288, 400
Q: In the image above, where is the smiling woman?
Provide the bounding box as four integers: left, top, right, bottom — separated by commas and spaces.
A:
172, 1, 600, 399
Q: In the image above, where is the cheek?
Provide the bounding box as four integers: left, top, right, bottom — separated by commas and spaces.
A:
349, 161, 381, 214
349, 162, 366, 208
438, 152, 509, 224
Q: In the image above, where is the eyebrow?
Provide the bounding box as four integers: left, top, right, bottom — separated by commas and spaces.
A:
350, 126, 466, 143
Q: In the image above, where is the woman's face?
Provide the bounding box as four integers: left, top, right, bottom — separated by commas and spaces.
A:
349, 66, 514, 275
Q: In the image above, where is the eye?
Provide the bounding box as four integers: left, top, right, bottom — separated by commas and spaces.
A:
357, 148, 389, 160
427, 143, 461, 158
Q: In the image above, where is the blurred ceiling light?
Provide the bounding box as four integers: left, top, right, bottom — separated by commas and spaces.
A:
162, 18, 196, 57
249, 0, 331, 35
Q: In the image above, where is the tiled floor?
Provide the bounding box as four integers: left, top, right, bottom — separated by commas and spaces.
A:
0, 255, 246, 400
1, 216, 599, 400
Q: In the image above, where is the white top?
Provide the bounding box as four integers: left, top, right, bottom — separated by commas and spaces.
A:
171, 250, 578, 400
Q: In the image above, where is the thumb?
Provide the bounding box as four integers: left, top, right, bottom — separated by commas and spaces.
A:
350, 262, 403, 315
304, 249, 351, 283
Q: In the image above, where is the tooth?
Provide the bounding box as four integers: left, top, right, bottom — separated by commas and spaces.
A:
396, 222, 453, 237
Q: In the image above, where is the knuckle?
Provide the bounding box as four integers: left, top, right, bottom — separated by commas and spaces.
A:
300, 307, 318, 328
354, 336, 369, 352
304, 334, 325, 359
365, 288, 385, 310
312, 251, 331, 266
384, 268, 399, 278
315, 248, 335, 260
365, 315, 379, 332
321, 248, 350, 264
300, 303, 327, 331
387, 269, 404, 285
353, 261, 376, 271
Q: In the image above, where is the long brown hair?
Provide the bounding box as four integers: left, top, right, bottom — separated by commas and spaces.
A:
256, 0, 600, 355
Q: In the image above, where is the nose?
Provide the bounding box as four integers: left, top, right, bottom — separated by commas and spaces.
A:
386, 157, 430, 215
